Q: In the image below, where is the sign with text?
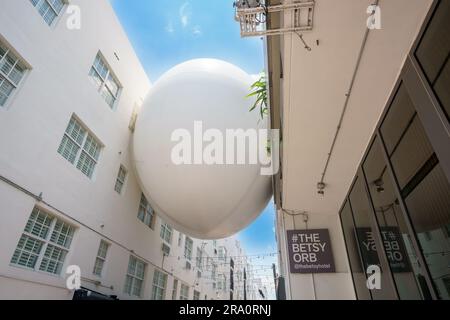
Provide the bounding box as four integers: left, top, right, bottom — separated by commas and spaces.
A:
287, 229, 335, 274
356, 227, 411, 273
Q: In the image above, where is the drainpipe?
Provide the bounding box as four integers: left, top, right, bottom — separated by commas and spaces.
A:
319, 0, 380, 188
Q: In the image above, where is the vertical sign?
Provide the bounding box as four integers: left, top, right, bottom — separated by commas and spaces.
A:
287, 229, 335, 273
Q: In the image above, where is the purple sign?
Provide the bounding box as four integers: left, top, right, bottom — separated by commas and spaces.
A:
287, 229, 335, 274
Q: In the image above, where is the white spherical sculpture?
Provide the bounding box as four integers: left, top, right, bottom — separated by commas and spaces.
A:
133, 59, 272, 239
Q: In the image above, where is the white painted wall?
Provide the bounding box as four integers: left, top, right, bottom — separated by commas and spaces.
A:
0, 0, 254, 300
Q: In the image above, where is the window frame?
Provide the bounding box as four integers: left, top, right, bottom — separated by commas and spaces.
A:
172, 278, 178, 300
413, 0, 450, 123
196, 247, 203, 270
123, 255, 146, 298
178, 233, 183, 247
0, 38, 28, 109
184, 237, 193, 261
160, 222, 173, 245
193, 290, 200, 300
10, 207, 75, 276
88, 52, 122, 110
137, 193, 155, 229
114, 165, 128, 194
93, 240, 109, 277
180, 283, 190, 300
211, 263, 217, 282
57, 115, 103, 179
217, 274, 226, 291
218, 246, 227, 262
29, 0, 67, 27
151, 269, 168, 300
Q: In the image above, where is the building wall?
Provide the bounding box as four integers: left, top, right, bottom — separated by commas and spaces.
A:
269, 0, 436, 300
0, 0, 254, 300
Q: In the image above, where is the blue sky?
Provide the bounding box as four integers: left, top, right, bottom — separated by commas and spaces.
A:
110, 0, 276, 297
110, 0, 265, 82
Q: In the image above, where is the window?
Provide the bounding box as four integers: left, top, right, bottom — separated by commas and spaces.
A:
340, 201, 372, 300
403, 163, 450, 300
443, 224, 450, 238
89, 52, 121, 108
196, 247, 203, 269
93, 240, 109, 277
57, 116, 101, 178
178, 233, 183, 247
172, 279, 178, 300
151, 269, 167, 300
29, 0, 65, 26
137, 193, 155, 229
11, 207, 75, 275
416, 0, 450, 121
124, 256, 146, 298
114, 165, 127, 194
348, 176, 398, 300
218, 246, 227, 262
184, 237, 193, 261
180, 283, 189, 300
206, 257, 212, 271
444, 277, 450, 297
160, 223, 173, 245
193, 290, 200, 300
211, 263, 217, 282
381, 83, 450, 300
217, 274, 226, 291
363, 137, 424, 299
0, 40, 26, 107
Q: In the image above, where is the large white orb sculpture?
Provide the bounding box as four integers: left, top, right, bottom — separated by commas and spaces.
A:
133, 59, 272, 239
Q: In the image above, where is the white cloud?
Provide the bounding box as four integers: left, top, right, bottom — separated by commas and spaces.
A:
179, 2, 190, 28
165, 20, 174, 33
192, 25, 202, 36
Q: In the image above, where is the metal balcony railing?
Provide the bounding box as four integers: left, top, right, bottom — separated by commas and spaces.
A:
235, 1, 315, 37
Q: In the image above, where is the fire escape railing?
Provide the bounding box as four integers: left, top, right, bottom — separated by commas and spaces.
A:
235, 1, 315, 37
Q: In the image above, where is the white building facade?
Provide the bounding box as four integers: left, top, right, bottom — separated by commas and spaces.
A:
0, 0, 257, 300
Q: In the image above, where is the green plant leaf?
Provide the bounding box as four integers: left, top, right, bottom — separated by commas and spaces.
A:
247, 72, 268, 120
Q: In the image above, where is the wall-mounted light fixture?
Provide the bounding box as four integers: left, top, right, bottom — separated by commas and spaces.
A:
317, 182, 326, 196
374, 178, 384, 193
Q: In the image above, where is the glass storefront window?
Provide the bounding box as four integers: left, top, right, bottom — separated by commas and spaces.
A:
379, 85, 416, 155
339, 1, 450, 300
363, 137, 427, 299
348, 177, 397, 300
416, 0, 450, 121
381, 84, 450, 300
404, 163, 450, 300
381, 85, 435, 190
340, 201, 371, 300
